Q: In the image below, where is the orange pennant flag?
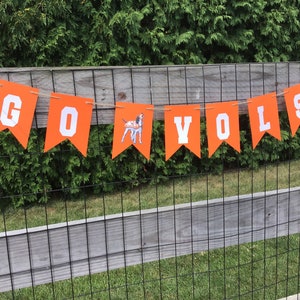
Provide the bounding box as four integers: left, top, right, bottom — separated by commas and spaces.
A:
206, 101, 240, 157
284, 84, 300, 136
248, 92, 281, 149
0, 79, 39, 148
44, 93, 93, 156
164, 104, 200, 160
112, 102, 154, 159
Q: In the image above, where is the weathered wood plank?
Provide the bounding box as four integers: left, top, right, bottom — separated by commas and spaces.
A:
278, 293, 300, 300
0, 187, 299, 292
0, 62, 299, 127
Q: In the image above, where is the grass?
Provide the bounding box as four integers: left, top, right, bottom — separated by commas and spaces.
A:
1, 235, 299, 299
2, 159, 300, 232
1, 160, 300, 299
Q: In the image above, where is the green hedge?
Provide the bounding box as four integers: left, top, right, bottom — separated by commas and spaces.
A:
1, 0, 300, 67
1, 112, 300, 208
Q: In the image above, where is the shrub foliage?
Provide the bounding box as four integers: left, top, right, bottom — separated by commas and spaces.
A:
1, 113, 300, 208
0, 0, 300, 67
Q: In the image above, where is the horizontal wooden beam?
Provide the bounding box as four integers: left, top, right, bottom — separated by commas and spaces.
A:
0, 187, 299, 292
0, 62, 299, 127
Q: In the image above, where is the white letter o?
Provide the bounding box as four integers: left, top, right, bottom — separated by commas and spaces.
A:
59, 107, 78, 137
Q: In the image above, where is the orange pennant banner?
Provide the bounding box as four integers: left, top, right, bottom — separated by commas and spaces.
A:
206, 101, 240, 157
248, 93, 281, 149
44, 93, 93, 156
4, 79, 300, 158
164, 104, 200, 160
112, 102, 154, 159
0, 79, 39, 148
284, 84, 300, 136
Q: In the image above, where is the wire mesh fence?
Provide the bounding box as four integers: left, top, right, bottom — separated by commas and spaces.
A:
0, 63, 300, 299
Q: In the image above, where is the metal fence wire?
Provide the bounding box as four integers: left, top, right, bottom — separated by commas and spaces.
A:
0, 63, 300, 300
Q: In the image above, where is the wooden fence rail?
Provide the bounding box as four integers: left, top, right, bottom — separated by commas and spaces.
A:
0, 62, 300, 127
1, 187, 299, 292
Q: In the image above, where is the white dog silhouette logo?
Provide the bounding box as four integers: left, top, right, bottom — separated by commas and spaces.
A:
121, 113, 144, 144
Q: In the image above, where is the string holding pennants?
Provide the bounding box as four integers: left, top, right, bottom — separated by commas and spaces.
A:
0, 79, 299, 160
